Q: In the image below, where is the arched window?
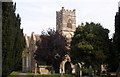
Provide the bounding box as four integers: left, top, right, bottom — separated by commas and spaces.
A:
67, 19, 72, 28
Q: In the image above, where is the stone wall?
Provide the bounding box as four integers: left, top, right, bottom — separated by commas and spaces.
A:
56, 7, 76, 74
56, 7, 76, 38
22, 32, 40, 72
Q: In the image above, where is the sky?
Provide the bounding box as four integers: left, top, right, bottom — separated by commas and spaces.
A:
13, 0, 120, 38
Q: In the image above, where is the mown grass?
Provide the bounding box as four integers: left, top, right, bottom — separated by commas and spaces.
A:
99, 75, 115, 77
26, 73, 75, 77
27, 72, 35, 75
27, 74, 115, 77
26, 72, 116, 77
7, 72, 116, 77
10, 71, 19, 75
7, 71, 19, 77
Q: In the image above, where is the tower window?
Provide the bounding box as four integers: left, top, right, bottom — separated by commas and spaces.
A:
67, 19, 72, 28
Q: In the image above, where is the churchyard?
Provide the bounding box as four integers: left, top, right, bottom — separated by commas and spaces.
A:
7, 72, 115, 77
2, 1, 120, 77
7, 71, 115, 77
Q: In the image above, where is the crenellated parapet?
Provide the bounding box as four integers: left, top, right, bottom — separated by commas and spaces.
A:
60, 7, 76, 16
56, 7, 76, 39
118, 1, 120, 13
118, 1, 120, 7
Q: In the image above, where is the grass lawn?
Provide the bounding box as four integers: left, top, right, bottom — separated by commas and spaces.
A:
7, 72, 115, 77
100, 75, 115, 77
36, 74, 75, 77
9, 71, 19, 75
7, 71, 20, 77
26, 73, 75, 77
27, 72, 35, 75
27, 74, 115, 77
26, 73, 116, 77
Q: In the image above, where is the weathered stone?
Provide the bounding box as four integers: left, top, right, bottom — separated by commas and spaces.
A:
57, 7, 76, 74
101, 64, 107, 73
88, 65, 94, 77
22, 32, 40, 72
75, 63, 82, 77
56, 7, 76, 41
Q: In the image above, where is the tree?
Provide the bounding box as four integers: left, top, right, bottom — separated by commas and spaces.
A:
2, 2, 25, 77
111, 7, 120, 72
70, 22, 110, 72
35, 29, 68, 73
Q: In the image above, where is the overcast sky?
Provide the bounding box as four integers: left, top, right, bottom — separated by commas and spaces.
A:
13, 0, 120, 38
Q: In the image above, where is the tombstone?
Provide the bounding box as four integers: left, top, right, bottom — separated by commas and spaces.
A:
88, 65, 94, 77
116, 63, 120, 77
51, 67, 55, 74
75, 63, 82, 77
60, 73, 64, 77
35, 62, 38, 74
34, 62, 38, 77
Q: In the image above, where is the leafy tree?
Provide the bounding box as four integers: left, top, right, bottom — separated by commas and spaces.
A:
2, 2, 25, 77
70, 22, 110, 72
35, 29, 68, 73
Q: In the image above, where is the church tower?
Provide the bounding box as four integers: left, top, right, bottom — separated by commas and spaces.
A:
56, 7, 76, 74
56, 7, 76, 39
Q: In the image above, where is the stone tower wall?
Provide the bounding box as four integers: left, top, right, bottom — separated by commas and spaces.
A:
56, 7, 76, 38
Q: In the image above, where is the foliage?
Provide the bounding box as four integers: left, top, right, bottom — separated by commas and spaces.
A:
35, 29, 68, 73
22, 49, 30, 58
111, 9, 120, 72
82, 67, 88, 75
70, 22, 110, 71
7, 72, 19, 77
9, 71, 19, 75
2, 2, 25, 77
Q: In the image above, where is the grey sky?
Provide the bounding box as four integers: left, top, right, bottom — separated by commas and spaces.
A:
13, 0, 120, 38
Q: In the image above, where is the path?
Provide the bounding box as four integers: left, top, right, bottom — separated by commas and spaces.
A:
16, 73, 28, 77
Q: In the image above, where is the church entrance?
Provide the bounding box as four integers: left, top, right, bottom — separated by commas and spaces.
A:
65, 61, 72, 74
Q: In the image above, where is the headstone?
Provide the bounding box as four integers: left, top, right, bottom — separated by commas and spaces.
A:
34, 62, 38, 77
35, 62, 37, 74
75, 63, 82, 77
88, 65, 94, 77
116, 63, 120, 77
51, 67, 54, 74
78, 63, 82, 76
60, 73, 64, 77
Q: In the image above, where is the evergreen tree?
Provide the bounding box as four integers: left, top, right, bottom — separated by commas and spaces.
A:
112, 6, 120, 72
70, 22, 110, 72
2, 2, 25, 77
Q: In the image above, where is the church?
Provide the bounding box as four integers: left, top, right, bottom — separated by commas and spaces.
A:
22, 7, 76, 74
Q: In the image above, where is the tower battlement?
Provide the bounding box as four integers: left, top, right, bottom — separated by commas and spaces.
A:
118, 1, 120, 7
60, 7, 76, 16
56, 7, 76, 39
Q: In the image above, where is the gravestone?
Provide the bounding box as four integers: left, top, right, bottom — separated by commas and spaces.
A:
75, 63, 82, 77
35, 62, 37, 74
88, 65, 94, 77
60, 73, 64, 77
51, 67, 55, 74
